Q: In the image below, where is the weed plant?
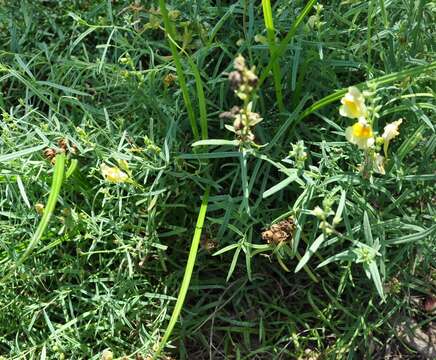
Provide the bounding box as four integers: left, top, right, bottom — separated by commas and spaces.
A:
0, 1, 435, 359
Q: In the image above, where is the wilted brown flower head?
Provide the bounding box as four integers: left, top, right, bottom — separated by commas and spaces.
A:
43, 148, 57, 161
262, 217, 296, 245
423, 296, 436, 313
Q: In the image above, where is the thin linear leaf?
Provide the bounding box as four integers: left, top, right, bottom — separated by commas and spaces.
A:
153, 187, 209, 358
263, 173, 298, 198
386, 224, 436, 245
2, 153, 65, 282
0, 144, 46, 162
368, 260, 385, 300
192, 139, 240, 147
295, 234, 324, 273
363, 211, 373, 246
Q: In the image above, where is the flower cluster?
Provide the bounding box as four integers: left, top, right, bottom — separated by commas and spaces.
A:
228, 54, 258, 101
101, 163, 129, 183
221, 55, 262, 144
339, 86, 402, 176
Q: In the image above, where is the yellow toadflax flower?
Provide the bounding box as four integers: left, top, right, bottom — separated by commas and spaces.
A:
101, 349, 113, 360
101, 164, 129, 183
345, 119, 375, 150
339, 86, 368, 119
382, 119, 402, 156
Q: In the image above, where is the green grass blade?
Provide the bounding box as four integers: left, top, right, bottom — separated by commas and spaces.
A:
159, 0, 199, 140
153, 187, 210, 358
1, 153, 65, 282
258, 0, 317, 88
261, 0, 284, 113
187, 57, 208, 140
368, 260, 384, 300
0, 144, 47, 162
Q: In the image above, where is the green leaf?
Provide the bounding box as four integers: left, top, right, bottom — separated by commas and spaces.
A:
263, 172, 299, 198
192, 139, 240, 147
368, 260, 385, 300
317, 249, 356, 268
0, 144, 46, 162
363, 211, 373, 246
153, 187, 210, 358
180, 151, 241, 160
295, 234, 324, 273
386, 224, 436, 245
2, 153, 66, 281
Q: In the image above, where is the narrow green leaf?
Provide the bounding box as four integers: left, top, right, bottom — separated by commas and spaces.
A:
261, 0, 284, 112
2, 153, 65, 282
295, 234, 324, 273
317, 250, 355, 268
368, 260, 385, 300
192, 139, 239, 147
386, 224, 436, 245
159, 0, 199, 140
153, 187, 209, 358
258, 0, 317, 87
263, 173, 297, 198
363, 211, 373, 246
0, 144, 46, 162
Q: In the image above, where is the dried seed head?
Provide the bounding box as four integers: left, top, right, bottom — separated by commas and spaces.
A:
163, 73, 177, 86
58, 138, 68, 152
261, 217, 296, 245
201, 235, 217, 253
58, 138, 77, 155
423, 296, 436, 313
43, 148, 57, 161
219, 111, 234, 120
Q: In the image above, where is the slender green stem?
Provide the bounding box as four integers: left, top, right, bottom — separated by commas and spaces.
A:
2, 153, 65, 282
258, 0, 317, 88
262, 0, 284, 113
153, 187, 210, 359
379, 0, 388, 29
187, 57, 208, 140
159, 0, 199, 140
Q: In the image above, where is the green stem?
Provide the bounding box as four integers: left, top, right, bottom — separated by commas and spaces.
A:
159, 0, 200, 140
153, 187, 210, 359
261, 0, 284, 113
2, 153, 65, 282
258, 0, 317, 88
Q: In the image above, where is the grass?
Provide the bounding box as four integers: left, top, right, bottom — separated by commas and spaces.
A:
0, 0, 435, 359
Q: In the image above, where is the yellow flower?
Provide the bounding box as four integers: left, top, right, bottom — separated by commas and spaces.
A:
382, 119, 402, 156
339, 87, 367, 119
101, 164, 129, 183
35, 203, 45, 215
101, 349, 113, 360
345, 119, 375, 150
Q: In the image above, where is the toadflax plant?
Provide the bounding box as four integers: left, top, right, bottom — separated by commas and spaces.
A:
340, 86, 403, 178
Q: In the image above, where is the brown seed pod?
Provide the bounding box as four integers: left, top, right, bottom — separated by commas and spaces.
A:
423, 296, 436, 313
201, 235, 217, 253
43, 148, 57, 162
58, 138, 78, 155
262, 217, 296, 245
